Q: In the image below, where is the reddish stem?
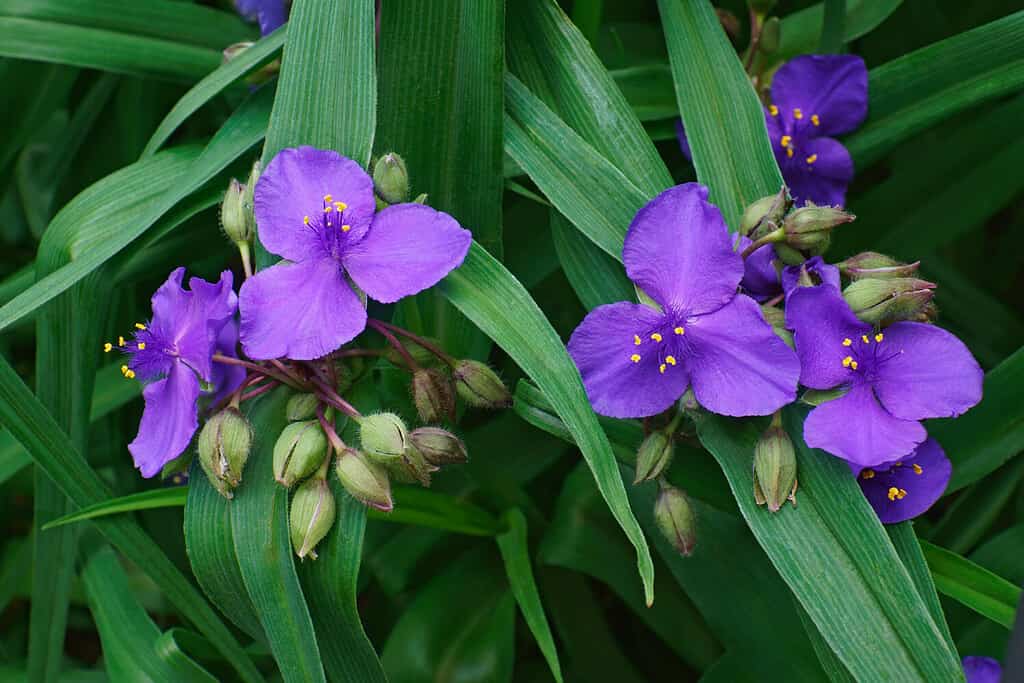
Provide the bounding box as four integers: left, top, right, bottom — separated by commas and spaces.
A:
368, 319, 455, 365
317, 404, 346, 453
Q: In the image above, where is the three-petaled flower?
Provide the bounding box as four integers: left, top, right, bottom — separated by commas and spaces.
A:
853, 438, 950, 524
122, 268, 242, 477
786, 284, 982, 467
239, 146, 471, 361
567, 183, 800, 419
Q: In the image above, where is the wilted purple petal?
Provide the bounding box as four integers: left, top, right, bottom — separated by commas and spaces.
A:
344, 203, 471, 304
856, 438, 950, 523
128, 362, 200, 478
781, 136, 854, 207
872, 321, 983, 421
623, 184, 742, 315
804, 383, 926, 467
770, 55, 868, 137
239, 258, 367, 360
738, 237, 782, 301
684, 295, 799, 416
210, 319, 246, 405
786, 285, 870, 390
781, 255, 841, 298
235, 0, 287, 35
567, 302, 689, 418
963, 656, 1002, 683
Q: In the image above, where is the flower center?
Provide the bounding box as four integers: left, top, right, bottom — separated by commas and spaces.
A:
305, 193, 355, 259
837, 332, 901, 379
860, 460, 924, 502
106, 322, 175, 381
629, 321, 687, 375
769, 105, 822, 166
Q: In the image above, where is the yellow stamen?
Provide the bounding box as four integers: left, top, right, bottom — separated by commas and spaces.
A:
341, 224, 351, 232
630, 354, 641, 363
806, 154, 818, 164
769, 104, 779, 116
912, 464, 923, 475
842, 338, 853, 346
135, 323, 146, 330
118, 336, 125, 347
120, 364, 129, 375
861, 469, 875, 480
887, 486, 899, 501
850, 360, 858, 370
875, 333, 884, 342
786, 148, 794, 158
137, 342, 146, 350
780, 135, 792, 148
811, 114, 820, 126
842, 356, 853, 368
125, 370, 135, 379
898, 488, 907, 499
323, 194, 333, 203
324, 206, 333, 213
793, 108, 803, 120
665, 355, 677, 366
659, 363, 667, 374
650, 333, 662, 342
862, 335, 870, 344
334, 201, 347, 211
634, 335, 642, 346
674, 326, 685, 335
103, 342, 112, 353
303, 215, 311, 225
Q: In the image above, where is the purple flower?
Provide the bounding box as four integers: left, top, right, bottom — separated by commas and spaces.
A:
738, 237, 782, 302
963, 656, 1002, 683
781, 255, 840, 298
239, 146, 471, 361
235, 0, 287, 35
852, 438, 950, 524
567, 184, 800, 419
786, 285, 982, 467
678, 55, 867, 207
123, 268, 238, 478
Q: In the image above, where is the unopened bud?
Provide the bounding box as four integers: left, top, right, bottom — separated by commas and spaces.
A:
759, 17, 781, 54
289, 476, 336, 560
198, 408, 253, 499
773, 243, 806, 266
842, 278, 936, 326
220, 178, 252, 244
383, 339, 440, 368
411, 368, 455, 423
741, 188, 790, 237
453, 360, 512, 409
761, 304, 793, 349
359, 412, 408, 465
409, 427, 468, 465
782, 205, 854, 251
335, 448, 393, 511
391, 445, 439, 487
679, 387, 700, 415
752, 424, 798, 512
373, 153, 410, 204
634, 431, 675, 484
838, 252, 920, 281
654, 483, 697, 556
273, 420, 328, 487
286, 393, 320, 422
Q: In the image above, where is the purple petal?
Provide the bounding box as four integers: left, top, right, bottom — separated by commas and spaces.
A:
684, 295, 799, 416
623, 184, 742, 315
567, 302, 690, 418
128, 362, 200, 478
781, 256, 841, 298
210, 319, 246, 405
675, 119, 692, 161
963, 657, 1002, 683
856, 438, 951, 524
770, 55, 868, 137
872, 322, 983, 421
783, 136, 854, 207
805, 383, 926, 467
239, 258, 367, 360
738, 237, 782, 301
254, 147, 375, 262
786, 285, 870, 390
343, 203, 471, 303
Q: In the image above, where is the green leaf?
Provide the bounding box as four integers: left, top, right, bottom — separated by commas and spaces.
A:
930, 458, 1024, 554
368, 486, 503, 536
887, 523, 957, 654
441, 243, 655, 604
657, 0, 782, 229
43, 487, 188, 530
550, 212, 634, 310
495, 508, 563, 683
818, 0, 847, 53
778, 0, 902, 59
921, 540, 1022, 629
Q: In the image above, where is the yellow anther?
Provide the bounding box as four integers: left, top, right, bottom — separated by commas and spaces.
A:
912, 464, 923, 475
875, 333, 884, 342
303, 215, 311, 225
118, 336, 125, 347
334, 201, 347, 211
786, 148, 794, 158
630, 354, 641, 363
887, 486, 899, 501
137, 342, 146, 350
850, 360, 858, 370
842, 356, 853, 368
894, 462, 903, 467
861, 469, 876, 480
323, 194, 333, 203
135, 323, 146, 330
674, 326, 685, 335
103, 342, 112, 353
842, 338, 853, 346
120, 364, 129, 375
898, 488, 907, 499
634, 335, 642, 346
125, 370, 136, 379
811, 114, 820, 126
806, 154, 818, 164
650, 333, 663, 342
659, 364, 667, 374
341, 224, 351, 232
862, 335, 870, 344
769, 104, 779, 116
324, 206, 333, 213
780, 135, 792, 148
665, 355, 677, 366
793, 108, 804, 120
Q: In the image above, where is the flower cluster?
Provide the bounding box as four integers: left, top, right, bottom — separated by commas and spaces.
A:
112, 146, 503, 559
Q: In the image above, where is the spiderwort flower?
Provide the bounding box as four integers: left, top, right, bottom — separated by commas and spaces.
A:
786, 285, 982, 467
678, 55, 867, 206
962, 656, 1002, 683
567, 184, 800, 418
234, 0, 287, 36
117, 268, 238, 478
853, 438, 950, 523
239, 147, 471, 360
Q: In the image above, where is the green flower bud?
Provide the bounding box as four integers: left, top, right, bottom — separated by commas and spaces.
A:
759, 17, 781, 55
842, 278, 936, 326
197, 408, 253, 499
273, 420, 328, 488
453, 360, 512, 409
838, 252, 920, 281
373, 153, 410, 205
286, 393, 320, 422
634, 430, 675, 484
654, 483, 697, 556
783, 205, 854, 251
409, 427, 468, 465
411, 368, 455, 423
220, 178, 252, 245
773, 243, 805, 266
383, 338, 440, 368
752, 424, 798, 512
391, 445, 439, 487
761, 304, 793, 349
335, 448, 393, 511
359, 412, 408, 463
800, 386, 849, 406
289, 476, 336, 560
740, 188, 790, 237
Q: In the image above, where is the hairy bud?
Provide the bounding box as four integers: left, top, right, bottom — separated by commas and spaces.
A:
453, 360, 512, 409
741, 188, 790, 237
634, 430, 675, 484
783, 205, 855, 252
359, 412, 409, 463
392, 445, 439, 487
220, 178, 252, 245
286, 393, 320, 422
373, 153, 410, 205
384, 338, 440, 368
654, 483, 697, 556
289, 476, 336, 560
335, 448, 393, 511
411, 368, 455, 423
838, 252, 920, 281
843, 278, 936, 326
273, 420, 328, 488
409, 427, 468, 465
752, 424, 798, 512
197, 408, 253, 499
